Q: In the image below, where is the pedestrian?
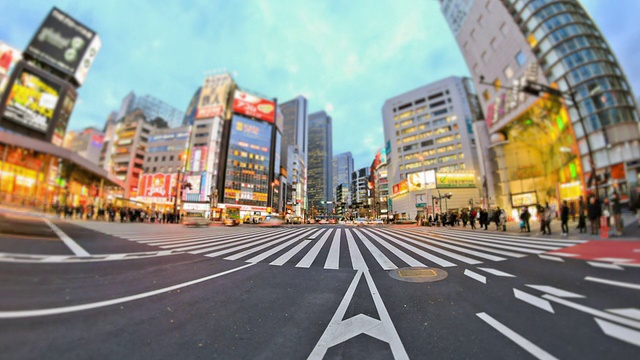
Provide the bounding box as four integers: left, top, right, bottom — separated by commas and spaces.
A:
480, 209, 489, 230
569, 202, 576, 223
587, 196, 601, 235
499, 209, 507, 231
461, 210, 469, 227
611, 192, 623, 236
493, 208, 501, 230
577, 197, 587, 233
520, 207, 531, 233
470, 210, 476, 229
543, 203, 552, 235
561, 200, 569, 236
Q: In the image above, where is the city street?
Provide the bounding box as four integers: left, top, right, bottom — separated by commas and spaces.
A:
1, 208, 639, 359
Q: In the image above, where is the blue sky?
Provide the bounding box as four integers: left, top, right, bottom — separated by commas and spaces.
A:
1, 0, 639, 169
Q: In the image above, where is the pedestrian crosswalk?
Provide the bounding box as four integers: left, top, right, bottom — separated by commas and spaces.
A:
72, 222, 588, 271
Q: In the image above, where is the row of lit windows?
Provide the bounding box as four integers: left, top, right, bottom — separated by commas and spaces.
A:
232, 149, 266, 161
435, 134, 461, 144
437, 143, 462, 154
230, 160, 266, 171
438, 152, 465, 163
399, 160, 465, 175
394, 106, 450, 123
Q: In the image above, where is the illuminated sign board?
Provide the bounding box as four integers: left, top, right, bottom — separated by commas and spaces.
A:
3, 68, 62, 133
196, 73, 232, 119
408, 169, 436, 191
511, 191, 539, 207
0, 42, 22, 96
25, 7, 101, 86
138, 173, 177, 198
392, 179, 408, 195
233, 90, 275, 123
435, 173, 476, 188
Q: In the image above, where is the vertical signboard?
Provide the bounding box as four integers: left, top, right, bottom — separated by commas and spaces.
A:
24, 7, 101, 86
0, 43, 22, 96
196, 73, 232, 119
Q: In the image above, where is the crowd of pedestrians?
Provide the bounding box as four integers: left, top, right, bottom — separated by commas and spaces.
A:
53, 203, 182, 224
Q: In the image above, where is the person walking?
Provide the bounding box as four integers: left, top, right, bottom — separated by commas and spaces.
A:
587, 196, 601, 235
561, 200, 569, 236
611, 192, 623, 236
481, 209, 489, 230
492, 208, 501, 230
461, 210, 468, 227
543, 203, 552, 235
470, 210, 476, 229
577, 197, 587, 233
521, 207, 531, 233
499, 209, 507, 231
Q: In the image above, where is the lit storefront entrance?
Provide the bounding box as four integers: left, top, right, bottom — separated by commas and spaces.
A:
0, 130, 122, 211
490, 99, 584, 216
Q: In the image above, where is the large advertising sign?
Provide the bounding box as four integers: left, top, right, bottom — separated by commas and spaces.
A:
196, 74, 232, 119
189, 145, 208, 172
408, 169, 437, 191
51, 88, 76, 146
392, 179, 408, 196
436, 173, 476, 188
0, 43, 22, 96
25, 7, 101, 86
3, 68, 62, 133
138, 173, 177, 198
233, 90, 275, 123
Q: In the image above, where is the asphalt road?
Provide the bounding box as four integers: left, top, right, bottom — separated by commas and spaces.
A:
1, 210, 639, 359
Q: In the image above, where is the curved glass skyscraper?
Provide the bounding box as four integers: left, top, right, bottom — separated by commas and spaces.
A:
442, 0, 640, 213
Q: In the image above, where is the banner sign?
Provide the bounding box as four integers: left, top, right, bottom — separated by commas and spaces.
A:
233, 90, 275, 123
3, 69, 62, 132
436, 173, 476, 188
408, 169, 436, 191
196, 73, 232, 119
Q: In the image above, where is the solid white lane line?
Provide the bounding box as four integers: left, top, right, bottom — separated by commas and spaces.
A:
307, 228, 325, 239
324, 229, 342, 270
525, 285, 585, 298
477, 268, 515, 277
244, 228, 316, 263
345, 229, 367, 270
476, 312, 559, 360
361, 229, 426, 268
513, 289, 554, 313
296, 229, 333, 268
382, 229, 483, 265
594, 318, 640, 347
464, 269, 486, 284
352, 230, 397, 270
373, 230, 457, 268
584, 277, 640, 291
44, 219, 90, 257
606, 308, 640, 321
270, 240, 312, 266
0, 263, 255, 319
587, 261, 625, 270
542, 294, 640, 330
538, 255, 565, 262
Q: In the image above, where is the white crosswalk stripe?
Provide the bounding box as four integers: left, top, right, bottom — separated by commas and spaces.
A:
71, 222, 584, 270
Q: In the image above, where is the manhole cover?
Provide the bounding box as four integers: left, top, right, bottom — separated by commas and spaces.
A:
389, 267, 448, 283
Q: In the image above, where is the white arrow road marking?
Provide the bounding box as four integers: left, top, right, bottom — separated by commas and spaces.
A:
308, 270, 408, 360
44, 219, 90, 257
525, 285, 585, 298
463, 269, 486, 284
513, 289, 555, 313
584, 277, 640, 291
0, 263, 255, 319
538, 255, 564, 262
476, 312, 559, 360
594, 318, 640, 347
587, 262, 625, 270
477, 267, 515, 277
541, 295, 640, 330
606, 308, 640, 321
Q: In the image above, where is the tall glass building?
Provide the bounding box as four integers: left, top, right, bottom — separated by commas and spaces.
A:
307, 111, 333, 216
441, 0, 640, 214
279, 96, 308, 217
332, 151, 354, 204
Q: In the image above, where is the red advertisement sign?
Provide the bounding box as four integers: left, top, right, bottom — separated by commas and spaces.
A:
138, 173, 176, 198
233, 90, 275, 123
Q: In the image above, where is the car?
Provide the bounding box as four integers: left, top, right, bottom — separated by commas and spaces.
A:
223, 218, 240, 226
287, 216, 302, 224
260, 215, 284, 227
182, 212, 211, 227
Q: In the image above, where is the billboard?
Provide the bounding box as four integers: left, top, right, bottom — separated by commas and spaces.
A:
138, 173, 176, 198
185, 174, 202, 194
188, 145, 208, 172
0, 42, 22, 96
392, 179, 408, 196
3, 68, 62, 133
51, 88, 76, 146
233, 90, 275, 123
25, 7, 101, 86
436, 173, 476, 188
196, 74, 232, 119
407, 170, 436, 191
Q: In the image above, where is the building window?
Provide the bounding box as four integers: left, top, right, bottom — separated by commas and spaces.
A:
162, 156, 166, 161
472, 63, 478, 75
490, 37, 497, 50
481, 51, 487, 63
504, 65, 514, 79
470, 29, 475, 41
485, 0, 491, 12
147, 157, 151, 162
516, 51, 527, 67
477, 15, 483, 27
170, 155, 174, 161
499, 22, 507, 36
152, 167, 156, 172
154, 156, 158, 162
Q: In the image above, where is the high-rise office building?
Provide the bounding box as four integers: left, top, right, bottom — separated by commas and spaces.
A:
382, 76, 482, 219
279, 96, 308, 217
333, 152, 354, 205
307, 111, 333, 216
351, 167, 371, 217
441, 0, 640, 214
116, 92, 185, 128
371, 149, 389, 220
